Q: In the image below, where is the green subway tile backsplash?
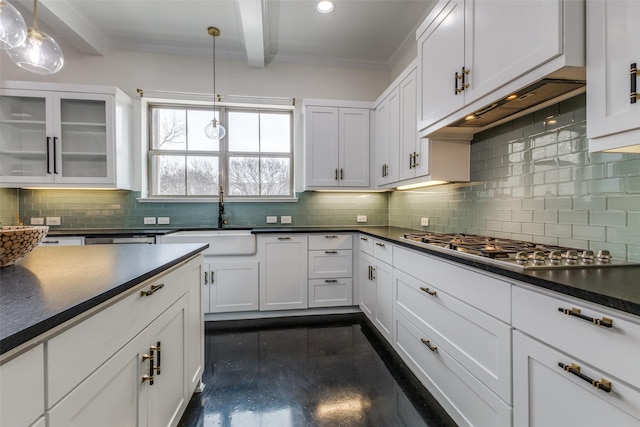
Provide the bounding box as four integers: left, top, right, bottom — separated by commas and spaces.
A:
15, 190, 389, 229
389, 94, 640, 261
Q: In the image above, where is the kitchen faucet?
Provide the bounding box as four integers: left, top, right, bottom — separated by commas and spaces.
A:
218, 185, 225, 229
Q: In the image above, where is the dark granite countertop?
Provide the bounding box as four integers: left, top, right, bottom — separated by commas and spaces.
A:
0, 243, 207, 356
47, 228, 178, 237
253, 226, 640, 317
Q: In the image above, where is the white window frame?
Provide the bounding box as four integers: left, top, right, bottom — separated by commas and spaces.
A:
141, 97, 296, 202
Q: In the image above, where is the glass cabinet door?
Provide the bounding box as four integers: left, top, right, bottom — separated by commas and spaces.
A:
56, 94, 112, 182
0, 91, 55, 183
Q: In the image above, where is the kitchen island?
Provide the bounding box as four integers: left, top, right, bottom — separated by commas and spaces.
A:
0, 243, 207, 427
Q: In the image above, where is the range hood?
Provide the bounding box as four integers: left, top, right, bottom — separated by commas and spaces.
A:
448, 78, 586, 129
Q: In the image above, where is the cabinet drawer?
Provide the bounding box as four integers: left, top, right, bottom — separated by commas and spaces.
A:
393, 312, 512, 427
308, 278, 353, 308
358, 234, 374, 254
394, 247, 511, 322
40, 236, 85, 246
514, 331, 640, 426
513, 285, 640, 390
372, 239, 393, 264
47, 260, 191, 405
308, 249, 352, 278
0, 344, 44, 427
309, 234, 352, 250
394, 269, 511, 403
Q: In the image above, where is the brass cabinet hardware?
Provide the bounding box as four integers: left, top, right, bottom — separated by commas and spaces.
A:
325, 250, 338, 254
140, 283, 164, 297
142, 347, 155, 385
455, 70, 462, 94
420, 338, 438, 352
558, 362, 612, 393
631, 63, 638, 104
558, 307, 613, 328
413, 152, 419, 167
420, 286, 437, 296
151, 342, 161, 375
360, 237, 368, 241
375, 242, 385, 247
409, 153, 414, 169
370, 266, 376, 280
461, 66, 470, 91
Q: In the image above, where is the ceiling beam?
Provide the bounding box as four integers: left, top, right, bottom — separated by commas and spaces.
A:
16, 0, 105, 55
235, 0, 267, 67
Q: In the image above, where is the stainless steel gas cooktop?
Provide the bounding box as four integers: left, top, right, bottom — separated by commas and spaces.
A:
400, 232, 639, 271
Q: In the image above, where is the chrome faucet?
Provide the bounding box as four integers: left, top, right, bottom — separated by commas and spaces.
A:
218, 185, 225, 228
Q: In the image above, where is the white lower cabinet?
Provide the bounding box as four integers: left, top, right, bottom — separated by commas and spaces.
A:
513, 331, 640, 426
40, 236, 85, 246
259, 234, 308, 310
0, 344, 44, 427
204, 260, 259, 313
394, 311, 512, 427
359, 242, 393, 342
49, 295, 188, 427
308, 233, 353, 308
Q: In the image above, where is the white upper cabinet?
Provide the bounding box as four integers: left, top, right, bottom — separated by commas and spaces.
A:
587, 0, 640, 153
0, 81, 132, 189
304, 103, 370, 189
417, 0, 584, 135
375, 87, 400, 186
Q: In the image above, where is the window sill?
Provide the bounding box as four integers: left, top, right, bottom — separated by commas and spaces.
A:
137, 196, 299, 203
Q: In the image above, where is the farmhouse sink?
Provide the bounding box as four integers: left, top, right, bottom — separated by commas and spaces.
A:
159, 229, 256, 255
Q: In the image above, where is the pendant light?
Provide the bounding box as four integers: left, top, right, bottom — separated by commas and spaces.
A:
204, 26, 226, 140
7, 0, 63, 75
0, 0, 27, 49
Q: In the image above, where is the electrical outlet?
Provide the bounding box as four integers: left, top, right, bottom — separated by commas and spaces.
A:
266, 216, 278, 224
157, 217, 170, 225
421, 217, 429, 226
31, 217, 44, 225
46, 217, 61, 226
281, 216, 292, 224
144, 217, 156, 225
357, 215, 367, 223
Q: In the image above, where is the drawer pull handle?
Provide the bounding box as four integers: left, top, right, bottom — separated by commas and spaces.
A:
325, 279, 338, 283
325, 235, 338, 238
360, 237, 368, 241
277, 237, 291, 240
420, 287, 437, 296
142, 349, 155, 385
558, 362, 612, 393
375, 242, 385, 247
420, 338, 438, 352
141, 283, 165, 297
325, 250, 338, 254
204, 272, 208, 285
151, 342, 161, 375
631, 63, 638, 104
42, 240, 60, 244
558, 307, 613, 328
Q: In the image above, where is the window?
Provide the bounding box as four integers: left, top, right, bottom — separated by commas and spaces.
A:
148, 103, 293, 199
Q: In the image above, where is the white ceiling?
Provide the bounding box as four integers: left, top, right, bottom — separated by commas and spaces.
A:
12, 0, 437, 70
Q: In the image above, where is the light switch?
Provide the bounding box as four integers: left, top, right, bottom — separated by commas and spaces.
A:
281, 216, 292, 224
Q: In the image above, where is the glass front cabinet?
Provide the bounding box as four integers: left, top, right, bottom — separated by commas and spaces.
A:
0, 83, 132, 189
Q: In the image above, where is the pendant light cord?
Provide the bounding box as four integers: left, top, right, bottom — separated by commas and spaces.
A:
212, 30, 216, 121
33, 0, 38, 30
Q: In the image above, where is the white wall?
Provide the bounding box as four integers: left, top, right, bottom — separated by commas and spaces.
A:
1, 43, 390, 102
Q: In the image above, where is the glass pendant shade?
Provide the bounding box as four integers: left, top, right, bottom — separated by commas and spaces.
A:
205, 118, 226, 140
7, 27, 64, 74
0, 0, 28, 49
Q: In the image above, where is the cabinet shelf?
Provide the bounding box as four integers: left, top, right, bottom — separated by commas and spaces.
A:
61, 151, 107, 159
0, 150, 47, 159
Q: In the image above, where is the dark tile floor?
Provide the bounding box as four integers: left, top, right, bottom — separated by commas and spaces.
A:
178, 315, 457, 427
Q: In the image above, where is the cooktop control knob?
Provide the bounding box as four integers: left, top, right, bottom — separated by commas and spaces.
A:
581, 250, 595, 263
597, 250, 612, 263
515, 251, 529, 265
566, 250, 579, 264
533, 251, 546, 265
549, 250, 563, 264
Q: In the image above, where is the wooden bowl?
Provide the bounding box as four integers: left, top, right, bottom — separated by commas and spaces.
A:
0, 226, 49, 267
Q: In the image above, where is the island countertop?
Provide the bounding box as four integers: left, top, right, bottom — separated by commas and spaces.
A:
0, 243, 207, 356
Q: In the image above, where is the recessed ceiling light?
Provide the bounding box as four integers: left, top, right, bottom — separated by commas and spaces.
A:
317, 1, 335, 13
